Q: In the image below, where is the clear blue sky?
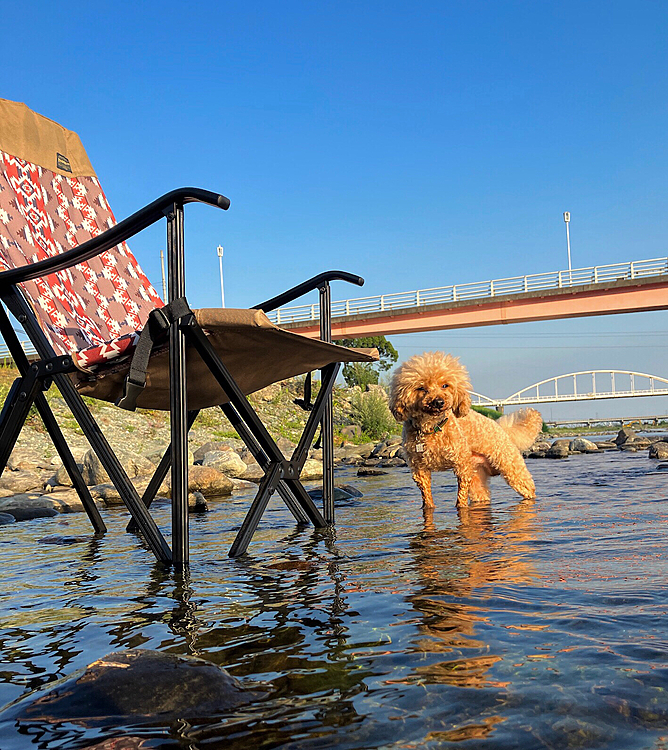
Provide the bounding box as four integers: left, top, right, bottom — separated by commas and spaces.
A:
4, 1, 668, 419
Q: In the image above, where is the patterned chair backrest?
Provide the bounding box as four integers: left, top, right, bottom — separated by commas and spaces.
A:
0, 99, 163, 359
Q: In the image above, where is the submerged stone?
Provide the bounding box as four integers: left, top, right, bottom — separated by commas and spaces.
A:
3, 649, 262, 724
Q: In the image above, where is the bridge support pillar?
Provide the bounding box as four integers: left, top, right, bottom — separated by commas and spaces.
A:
495, 404, 505, 414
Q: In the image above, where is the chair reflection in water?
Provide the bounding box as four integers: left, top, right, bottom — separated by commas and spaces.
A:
0, 98, 377, 565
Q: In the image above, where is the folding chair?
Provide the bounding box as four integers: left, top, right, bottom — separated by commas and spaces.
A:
0, 98, 377, 564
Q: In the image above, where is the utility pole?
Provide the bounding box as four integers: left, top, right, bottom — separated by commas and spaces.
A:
160, 249, 167, 301
563, 212, 572, 283
217, 245, 225, 307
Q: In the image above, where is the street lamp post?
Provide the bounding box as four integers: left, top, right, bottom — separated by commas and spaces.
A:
563, 212, 572, 284
160, 249, 167, 301
217, 245, 225, 308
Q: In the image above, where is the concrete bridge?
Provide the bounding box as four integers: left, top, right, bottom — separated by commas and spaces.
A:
273, 257, 668, 338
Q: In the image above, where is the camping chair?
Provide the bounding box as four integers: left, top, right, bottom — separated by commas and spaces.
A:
0, 98, 377, 564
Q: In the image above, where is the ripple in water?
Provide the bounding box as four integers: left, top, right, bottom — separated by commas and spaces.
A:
1, 450, 668, 748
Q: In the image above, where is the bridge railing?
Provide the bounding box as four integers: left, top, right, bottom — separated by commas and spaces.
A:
0, 341, 38, 365
268, 257, 668, 325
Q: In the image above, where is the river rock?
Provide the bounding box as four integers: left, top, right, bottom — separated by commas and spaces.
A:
144, 447, 195, 467
2, 649, 262, 724
0, 494, 59, 520
649, 442, 668, 459
241, 461, 266, 483
546, 443, 569, 459
201, 448, 248, 478
335, 443, 376, 462
7, 452, 42, 471
618, 443, 639, 452
595, 441, 616, 450
357, 467, 389, 476
193, 441, 228, 463
308, 484, 363, 503
166, 465, 233, 497
82, 449, 155, 486
0, 469, 43, 493
91, 475, 170, 506
300, 459, 324, 481
569, 437, 598, 453
378, 456, 407, 467
0, 512, 16, 525
49, 461, 85, 488
615, 427, 637, 445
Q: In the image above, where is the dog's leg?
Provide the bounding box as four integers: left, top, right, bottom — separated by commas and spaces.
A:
469, 466, 491, 504
412, 469, 434, 508
452, 461, 474, 507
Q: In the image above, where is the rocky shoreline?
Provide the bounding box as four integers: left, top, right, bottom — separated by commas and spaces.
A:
0, 370, 666, 528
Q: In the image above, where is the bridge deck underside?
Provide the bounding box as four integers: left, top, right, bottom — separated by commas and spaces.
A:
282, 276, 668, 338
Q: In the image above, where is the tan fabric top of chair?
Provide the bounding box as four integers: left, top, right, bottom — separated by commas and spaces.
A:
72, 307, 379, 411
0, 98, 95, 176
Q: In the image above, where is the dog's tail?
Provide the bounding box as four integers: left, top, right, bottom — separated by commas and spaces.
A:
497, 408, 543, 451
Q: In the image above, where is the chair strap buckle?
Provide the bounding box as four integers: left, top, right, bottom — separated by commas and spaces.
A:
115, 377, 145, 411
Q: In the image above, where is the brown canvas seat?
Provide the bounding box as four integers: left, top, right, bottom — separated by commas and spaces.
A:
0, 98, 377, 565
72, 307, 372, 411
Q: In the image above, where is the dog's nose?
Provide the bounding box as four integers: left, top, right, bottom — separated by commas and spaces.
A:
431, 397, 445, 409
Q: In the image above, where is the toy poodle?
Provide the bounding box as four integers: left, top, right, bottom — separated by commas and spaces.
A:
389, 352, 543, 508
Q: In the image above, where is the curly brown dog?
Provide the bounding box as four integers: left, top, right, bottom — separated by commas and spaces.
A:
389, 352, 543, 508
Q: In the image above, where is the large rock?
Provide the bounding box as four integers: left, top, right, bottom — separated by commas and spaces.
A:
569, 437, 598, 453
0, 469, 43, 494
166, 465, 233, 498
1, 649, 262, 724
0, 494, 60, 520
201, 448, 248, 478
193, 441, 228, 463
649, 442, 668, 459
615, 427, 637, 445
546, 443, 569, 459
82, 449, 155, 486
91, 475, 170, 506
300, 458, 323, 481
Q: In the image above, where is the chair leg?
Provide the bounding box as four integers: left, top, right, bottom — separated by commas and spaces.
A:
33, 391, 106, 533
52, 372, 172, 564
228, 463, 282, 558
0, 376, 39, 474
220, 402, 310, 525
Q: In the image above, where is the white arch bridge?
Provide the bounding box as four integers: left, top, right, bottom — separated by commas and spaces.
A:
471, 370, 668, 410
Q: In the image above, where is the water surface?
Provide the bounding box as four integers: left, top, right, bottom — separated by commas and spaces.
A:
1, 450, 668, 749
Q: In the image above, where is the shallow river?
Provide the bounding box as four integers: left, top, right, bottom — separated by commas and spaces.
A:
2, 448, 668, 749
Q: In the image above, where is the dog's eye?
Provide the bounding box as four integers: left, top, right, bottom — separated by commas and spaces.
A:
441, 383, 449, 389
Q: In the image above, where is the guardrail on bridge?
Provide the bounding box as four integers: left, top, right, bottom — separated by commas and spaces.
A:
267, 257, 668, 325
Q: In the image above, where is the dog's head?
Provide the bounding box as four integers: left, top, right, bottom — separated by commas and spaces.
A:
389, 352, 472, 423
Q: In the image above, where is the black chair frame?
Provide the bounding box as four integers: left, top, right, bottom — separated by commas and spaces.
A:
0, 188, 363, 564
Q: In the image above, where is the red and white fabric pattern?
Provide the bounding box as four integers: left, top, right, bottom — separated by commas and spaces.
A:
0, 152, 163, 370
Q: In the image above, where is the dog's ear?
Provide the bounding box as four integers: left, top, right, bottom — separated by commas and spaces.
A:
389, 393, 406, 422
453, 386, 471, 418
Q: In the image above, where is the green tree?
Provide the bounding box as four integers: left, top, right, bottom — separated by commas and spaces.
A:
339, 336, 399, 388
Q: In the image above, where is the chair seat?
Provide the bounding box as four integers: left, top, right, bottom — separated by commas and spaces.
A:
72, 307, 377, 411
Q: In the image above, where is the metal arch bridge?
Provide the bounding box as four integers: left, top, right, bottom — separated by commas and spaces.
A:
470, 370, 668, 409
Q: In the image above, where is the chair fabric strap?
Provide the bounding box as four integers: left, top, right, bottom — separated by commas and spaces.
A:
116, 297, 192, 411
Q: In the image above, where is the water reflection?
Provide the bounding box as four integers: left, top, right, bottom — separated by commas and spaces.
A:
3, 456, 668, 749
404, 501, 539, 690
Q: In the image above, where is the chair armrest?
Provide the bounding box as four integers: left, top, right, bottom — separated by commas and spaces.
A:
0, 187, 229, 288
253, 271, 364, 313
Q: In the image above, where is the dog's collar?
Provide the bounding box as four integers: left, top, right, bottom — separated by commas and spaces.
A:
410, 414, 449, 436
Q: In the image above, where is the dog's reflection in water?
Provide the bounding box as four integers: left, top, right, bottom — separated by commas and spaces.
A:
396, 501, 539, 698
